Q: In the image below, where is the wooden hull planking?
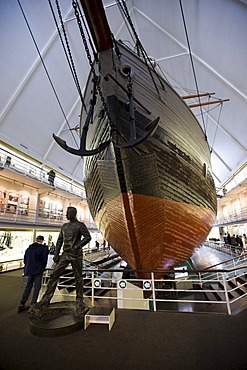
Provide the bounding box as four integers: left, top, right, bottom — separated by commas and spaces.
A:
81, 40, 217, 272
94, 193, 215, 271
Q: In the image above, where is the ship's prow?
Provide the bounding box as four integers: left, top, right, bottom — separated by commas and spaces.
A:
58, 1, 217, 273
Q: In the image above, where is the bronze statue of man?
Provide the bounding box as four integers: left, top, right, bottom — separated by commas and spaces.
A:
36, 206, 91, 311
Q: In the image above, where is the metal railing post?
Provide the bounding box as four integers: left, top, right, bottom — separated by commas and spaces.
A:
222, 272, 231, 315
198, 272, 203, 288
91, 271, 95, 307
151, 272, 156, 312
232, 259, 237, 277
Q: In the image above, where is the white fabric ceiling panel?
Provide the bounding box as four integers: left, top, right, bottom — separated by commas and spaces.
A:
187, 1, 247, 95
131, 11, 186, 60
129, 0, 247, 190
0, 0, 89, 182
1, 58, 76, 151
131, 0, 185, 43
211, 150, 230, 185
1, 2, 42, 109
212, 132, 244, 170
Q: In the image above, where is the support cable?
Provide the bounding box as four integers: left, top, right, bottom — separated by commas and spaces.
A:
116, 0, 137, 52
17, 0, 79, 147
75, 0, 98, 62
179, 0, 207, 139
204, 95, 211, 133
72, 0, 112, 127
117, 0, 164, 96
210, 103, 223, 153
48, 0, 86, 111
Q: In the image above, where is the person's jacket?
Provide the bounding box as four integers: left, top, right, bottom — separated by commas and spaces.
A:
24, 242, 48, 276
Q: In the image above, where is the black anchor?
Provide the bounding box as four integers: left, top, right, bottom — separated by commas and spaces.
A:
104, 72, 159, 149
53, 80, 110, 157
113, 116, 160, 149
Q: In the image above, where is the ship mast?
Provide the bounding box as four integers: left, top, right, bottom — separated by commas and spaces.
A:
79, 0, 113, 52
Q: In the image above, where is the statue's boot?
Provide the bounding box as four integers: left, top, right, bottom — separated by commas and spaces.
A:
28, 298, 50, 321
33, 298, 50, 310
75, 300, 87, 316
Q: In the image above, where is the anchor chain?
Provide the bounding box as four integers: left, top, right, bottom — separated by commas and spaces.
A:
72, 0, 112, 126
52, 0, 113, 157
52, 0, 86, 110
117, 0, 164, 95
66, 0, 160, 152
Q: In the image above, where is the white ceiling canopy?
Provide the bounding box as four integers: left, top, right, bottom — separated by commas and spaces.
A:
0, 0, 246, 190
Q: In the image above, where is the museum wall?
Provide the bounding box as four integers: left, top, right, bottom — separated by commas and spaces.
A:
0, 178, 100, 271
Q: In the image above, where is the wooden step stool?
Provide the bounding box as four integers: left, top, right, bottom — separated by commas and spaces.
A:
84, 307, 115, 331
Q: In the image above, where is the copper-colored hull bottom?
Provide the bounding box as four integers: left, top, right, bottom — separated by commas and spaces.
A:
95, 193, 215, 273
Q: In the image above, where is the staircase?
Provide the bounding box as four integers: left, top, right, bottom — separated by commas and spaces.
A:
42, 245, 247, 315
202, 272, 247, 314
56, 253, 121, 300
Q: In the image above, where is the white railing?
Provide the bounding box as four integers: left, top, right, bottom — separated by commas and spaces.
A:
0, 147, 86, 199
0, 205, 96, 229
204, 240, 245, 257
0, 248, 112, 274
40, 258, 247, 316
0, 259, 24, 272
215, 206, 247, 225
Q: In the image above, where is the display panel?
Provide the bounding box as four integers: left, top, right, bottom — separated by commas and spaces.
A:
0, 190, 6, 212
7, 193, 18, 213
19, 195, 29, 215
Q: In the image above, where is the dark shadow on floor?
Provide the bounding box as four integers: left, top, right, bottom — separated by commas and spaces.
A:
0, 270, 247, 370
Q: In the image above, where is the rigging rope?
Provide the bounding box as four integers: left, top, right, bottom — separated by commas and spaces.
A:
210, 103, 223, 153
116, 0, 164, 96
72, 0, 112, 127
48, 0, 86, 111
75, 1, 98, 63
205, 95, 211, 133
17, 0, 79, 148
116, 1, 137, 51
179, 0, 207, 139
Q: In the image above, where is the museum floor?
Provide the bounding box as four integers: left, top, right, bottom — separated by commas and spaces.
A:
1, 269, 247, 370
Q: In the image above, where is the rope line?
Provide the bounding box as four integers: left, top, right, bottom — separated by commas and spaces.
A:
49, 0, 86, 111
17, 0, 79, 147
210, 103, 223, 153
179, 0, 207, 139
117, 0, 164, 95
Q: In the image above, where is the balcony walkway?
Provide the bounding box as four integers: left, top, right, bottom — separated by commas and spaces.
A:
190, 245, 235, 269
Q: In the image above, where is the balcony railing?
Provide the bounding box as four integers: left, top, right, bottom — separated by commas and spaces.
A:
0, 147, 86, 198
0, 205, 97, 229
215, 207, 247, 226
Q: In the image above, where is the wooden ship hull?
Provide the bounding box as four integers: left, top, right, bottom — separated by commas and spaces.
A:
55, 0, 217, 273
82, 44, 216, 272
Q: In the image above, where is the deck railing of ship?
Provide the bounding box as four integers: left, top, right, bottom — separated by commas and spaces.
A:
40, 251, 247, 316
